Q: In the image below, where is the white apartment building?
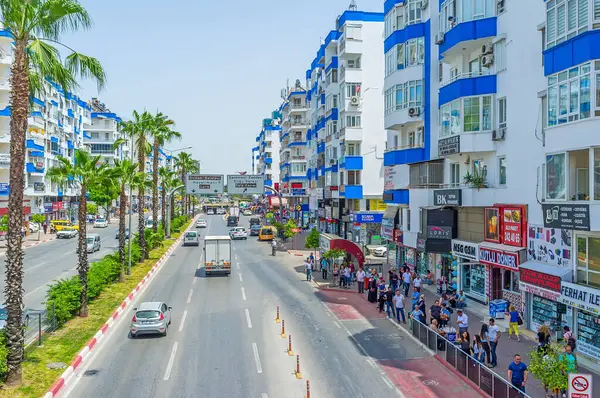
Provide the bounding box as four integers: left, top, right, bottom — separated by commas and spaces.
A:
255, 113, 281, 190
382, 0, 600, 368
84, 98, 124, 168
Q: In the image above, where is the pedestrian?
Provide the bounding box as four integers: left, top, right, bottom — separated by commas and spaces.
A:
488, 318, 501, 368
367, 272, 378, 303
456, 309, 469, 335
309, 252, 314, 264
430, 300, 442, 325
507, 354, 528, 393
537, 324, 551, 354
304, 258, 313, 282
473, 335, 485, 363
393, 289, 406, 323
410, 287, 420, 313
507, 305, 521, 341
440, 302, 451, 328
413, 274, 422, 292
356, 267, 366, 294
343, 265, 351, 289
402, 268, 412, 296
338, 265, 345, 287
563, 326, 577, 351
385, 286, 395, 319
21, 226, 25, 238
378, 286, 387, 314
418, 296, 427, 324
457, 331, 473, 356
42, 221, 48, 234
391, 268, 399, 293
479, 324, 492, 366
349, 262, 355, 285
560, 344, 578, 374
321, 258, 328, 279
410, 304, 424, 328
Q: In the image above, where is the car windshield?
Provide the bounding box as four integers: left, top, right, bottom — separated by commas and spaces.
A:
185, 232, 197, 238
135, 310, 160, 319
0, 308, 7, 321
261, 229, 272, 235
96, 219, 105, 223
87, 237, 95, 244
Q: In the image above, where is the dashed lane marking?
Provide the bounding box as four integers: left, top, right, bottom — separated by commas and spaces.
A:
245, 308, 252, 329
163, 342, 178, 380
252, 343, 262, 374
179, 310, 188, 332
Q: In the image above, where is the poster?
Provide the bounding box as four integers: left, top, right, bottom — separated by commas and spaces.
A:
484, 207, 500, 242
527, 226, 572, 267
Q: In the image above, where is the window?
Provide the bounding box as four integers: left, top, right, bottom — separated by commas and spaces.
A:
292, 163, 307, 173
440, 99, 462, 137
450, 163, 460, 187
596, 0, 600, 21
594, 148, 600, 200
546, 153, 566, 199
385, 49, 396, 76
90, 144, 113, 154
345, 115, 361, 128
498, 97, 507, 128
440, 0, 495, 32
406, 208, 411, 231
393, 135, 399, 149
385, 7, 405, 37
547, 62, 591, 126
345, 83, 361, 98
463, 98, 480, 132
406, 0, 423, 25
438, 61, 443, 82
498, 157, 507, 186
395, 80, 423, 110
408, 131, 415, 147
502, 270, 520, 292
546, 0, 589, 49
576, 236, 600, 288
384, 87, 395, 115
345, 24, 362, 40
494, 39, 507, 72
397, 43, 405, 70
394, 38, 424, 70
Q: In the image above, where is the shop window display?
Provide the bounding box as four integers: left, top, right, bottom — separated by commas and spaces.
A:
462, 263, 486, 298
531, 295, 566, 332
502, 269, 520, 292
576, 311, 600, 361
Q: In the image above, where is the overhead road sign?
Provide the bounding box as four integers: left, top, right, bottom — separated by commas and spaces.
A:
186, 174, 224, 195
227, 175, 265, 195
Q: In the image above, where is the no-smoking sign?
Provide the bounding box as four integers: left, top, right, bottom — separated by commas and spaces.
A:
568, 374, 592, 398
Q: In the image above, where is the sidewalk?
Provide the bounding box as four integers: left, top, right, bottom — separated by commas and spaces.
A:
302, 261, 600, 398
0, 231, 57, 252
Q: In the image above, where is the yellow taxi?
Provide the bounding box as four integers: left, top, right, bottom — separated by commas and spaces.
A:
258, 226, 277, 241
51, 220, 79, 231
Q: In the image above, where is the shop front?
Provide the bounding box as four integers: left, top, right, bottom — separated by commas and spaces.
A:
350, 212, 384, 246
557, 282, 600, 362
518, 262, 571, 334
452, 239, 486, 303
416, 207, 457, 283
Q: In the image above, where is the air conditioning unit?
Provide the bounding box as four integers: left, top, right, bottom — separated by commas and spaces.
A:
435, 32, 445, 45
350, 96, 360, 106
481, 43, 493, 55
421, 0, 429, 10
408, 107, 421, 117
482, 55, 494, 67
492, 127, 506, 141
329, 159, 335, 164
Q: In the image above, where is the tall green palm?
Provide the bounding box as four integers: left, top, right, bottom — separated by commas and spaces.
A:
47, 150, 110, 315
174, 152, 197, 216
121, 111, 152, 260
158, 167, 176, 230
151, 114, 180, 232
0, 0, 106, 384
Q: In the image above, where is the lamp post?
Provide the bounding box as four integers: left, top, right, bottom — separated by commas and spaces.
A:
166, 185, 185, 238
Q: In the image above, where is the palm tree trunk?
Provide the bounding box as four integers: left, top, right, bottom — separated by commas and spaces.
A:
4, 38, 28, 386
151, 140, 159, 233
137, 140, 148, 260
77, 187, 90, 317
180, 168, 185, 216
118, 186, 126, 282
161, 188, 166, 232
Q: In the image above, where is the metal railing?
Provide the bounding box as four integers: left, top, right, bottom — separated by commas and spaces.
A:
440, 70, 492, 88
410, 318, 531, 398
385, 143, 425, 153
409, 161, 444, 188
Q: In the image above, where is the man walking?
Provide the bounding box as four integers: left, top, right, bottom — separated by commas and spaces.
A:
402, 269, 412, 296
507, 354, 528, 392
356, 267, 366, 294
321, 257, 328, 279
393, 289, 406, 323
304, 258, 313, 282
488, 318, 501, 368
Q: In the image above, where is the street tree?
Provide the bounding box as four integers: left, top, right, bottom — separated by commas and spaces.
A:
174, 152, 198, 216
30, 214, 46, 241
528, 343, 572, 397
0, 0, 106, 383
158, 167, 176, 231
305, 228, 320, 259
88, 179, 120, 222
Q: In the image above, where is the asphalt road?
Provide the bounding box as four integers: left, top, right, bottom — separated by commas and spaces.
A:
61, 215, 451, 398
0, 217, 138, 311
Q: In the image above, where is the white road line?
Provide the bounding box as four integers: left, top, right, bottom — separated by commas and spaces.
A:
163, 342, 178, 380
24, 283, 48, 298
333, 320, 342, 329
382, 376, 394, 390
236, 262, 240, 269
252, 343, 262, 374
241, 287, 246, 301
178, 310, 188, 332
261, 394, 268, 398
24, 261, 47, 273
245, 308, 252, 328
192, 277, 197, 285
186, 289, 193, 304
238, 273, 243, 282
368, 358, 377, 368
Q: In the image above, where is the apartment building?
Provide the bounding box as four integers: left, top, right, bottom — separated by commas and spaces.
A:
84, 98, 124, 168
255, 112, 281, 191
382, 0, 600, 367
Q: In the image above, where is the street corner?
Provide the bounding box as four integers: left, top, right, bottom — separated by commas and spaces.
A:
377, 357, 484, 398
315, 288, 386, 321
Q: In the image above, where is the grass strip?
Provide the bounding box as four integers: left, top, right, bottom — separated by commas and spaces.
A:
0, 223, 189, 398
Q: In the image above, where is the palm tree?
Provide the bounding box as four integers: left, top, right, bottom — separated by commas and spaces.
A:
150, 114, 180, 233
174, 152, 197, 216
0, 0, 106, 384
121, 111, 152, 260
47, 151, 109, 316
158, 167, 176, 231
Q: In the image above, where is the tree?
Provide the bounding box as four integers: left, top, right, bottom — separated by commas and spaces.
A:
284, 219, 298, 240
158, 167, 176, 232
88, 180, 119, 222
30, 214, 46, 241
305, 228, 320, 259
528, 343, 572, 397
150, 113, 180, 233
1, 0, 106, 384
173, 152, 197, 216
47, 150, 110, 319
86, 202, 98, 216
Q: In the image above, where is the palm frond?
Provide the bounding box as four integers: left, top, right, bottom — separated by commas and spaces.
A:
28, 38, 79, 92
31, 0, 92, 40
65, 51, 106, 91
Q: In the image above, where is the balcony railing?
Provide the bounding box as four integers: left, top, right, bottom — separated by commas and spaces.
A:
440, 70, 492, 88
290, 119, 309, 126
385, 143, 425, 153
409, 161, 444, 188
290, 103, 307, 109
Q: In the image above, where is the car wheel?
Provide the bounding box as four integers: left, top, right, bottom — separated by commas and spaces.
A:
130, 331, 136, 339
23, 315, 29, 327
163, 326, 168, 337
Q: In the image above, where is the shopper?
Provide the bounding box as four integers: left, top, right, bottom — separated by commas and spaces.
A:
507, 305, 521, 341
393, 289, 406, 323
429, 300, 442, 325
563, 326, 577, 351
413, 274, 423, 293
321, 258, 328, 279
479, 324, 492, 366
456, 309, 469, 335
488, 318, 501, 368
402, 269, 412, 296
507, 354, 528, 393
537, 325, 551, 354
356, 267, 366, 294
473, 335, 485, 363
385, 286, 395, 319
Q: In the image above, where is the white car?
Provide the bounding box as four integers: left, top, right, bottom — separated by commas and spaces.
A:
206, 209, 214, 215
183, 231, 200, 246
216, 208, 226, 215
94, 218, 108, 228
196, 219, 207, 228
243, 210, 252, 216
372, 246, 388, 257
229, 227, 247, 240
57, 227, 78, 239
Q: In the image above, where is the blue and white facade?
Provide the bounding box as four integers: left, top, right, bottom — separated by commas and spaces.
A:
84, 98, 124, 168
255, 113, 281, 190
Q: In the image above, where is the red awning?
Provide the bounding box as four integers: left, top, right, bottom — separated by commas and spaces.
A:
330, 239, 365, 267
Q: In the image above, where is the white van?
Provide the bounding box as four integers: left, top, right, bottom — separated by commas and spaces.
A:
183, 231, 200, 246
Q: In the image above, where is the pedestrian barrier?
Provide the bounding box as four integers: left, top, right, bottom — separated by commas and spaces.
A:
410, 318, 531, 398
280, 319, 286, 338
288, 334, 294, 356
295, 354, 303, 379
305, 380, 310, 398
275, 305, 281, 323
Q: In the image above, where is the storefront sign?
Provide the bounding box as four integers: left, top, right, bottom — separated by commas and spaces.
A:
381, 225, 394, 240
291, 189, 306, 196
520, 268, 561, 292
416, 237, 426, 251
478, 247, 519, 271
0, 183, 8, 194
433, 189, 462, 206
369, 199, 387, 211
484, 207, 500, 243
427, 225, 452, 239
438, 136, 460, 156
43, 202, 52, 213
319, 235, 330, 253
558, 282, 600, 315
384, 165, 409, 191
393, 229, 403, 244
452, 239, 479, 261
355, 213, 383, 223
502, 207, 525, 247
33, 182, 45, 192
518, 282, 561, 301
542, 204, 590, 231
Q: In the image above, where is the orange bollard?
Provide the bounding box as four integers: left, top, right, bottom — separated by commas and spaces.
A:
288, 334, 294, 356
295, 354, 303, 379
305, 380, 310, 398
275, 306, 281, 323
281, 319, 286, 338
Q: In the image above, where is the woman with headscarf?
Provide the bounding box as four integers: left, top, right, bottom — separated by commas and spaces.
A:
367, 270, 378, 303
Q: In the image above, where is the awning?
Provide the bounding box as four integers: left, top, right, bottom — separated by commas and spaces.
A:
383, 205, 399, 221
479, 242, 524, 253
519, 260, 572, 282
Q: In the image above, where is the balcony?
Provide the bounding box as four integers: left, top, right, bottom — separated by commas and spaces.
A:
385, 105, 423, 129
342, 156, 363, 171
338, 35, 362, 57
26, 162, 45, 174
384, 144, 427, 166
439, 16, 497, 56
340, 64, 362, 83
340, 127, 363, 142
291, 155, 307, 161
409, 161, 444, 188
439, 74, 496, 107
289, 118, 310, 128
342, 185, 363, 199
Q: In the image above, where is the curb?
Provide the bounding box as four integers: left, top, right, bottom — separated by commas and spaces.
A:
287, 251, 305, 257
43, 216, 198, 398
432, 354, 489, 398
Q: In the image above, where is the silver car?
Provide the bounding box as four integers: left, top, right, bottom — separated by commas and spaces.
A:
130, 302, 172, 338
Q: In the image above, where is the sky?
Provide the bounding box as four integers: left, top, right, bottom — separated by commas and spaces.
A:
62, 0, 382, 175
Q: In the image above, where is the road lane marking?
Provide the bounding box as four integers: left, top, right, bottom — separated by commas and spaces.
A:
24, 283, 48, 298
382, 376, 394, 390
245, 308, 252, 328
333, 321, 342, 329
24, 261, 47, 273
252, 343, 262, 373
186, 289, 193, 304
178, 310, 188, 332
241, 287, 246, 301
236, 262, 240, 269
163, 342, 179, 380
239, 273, 243, 282
193, 277, 197, 285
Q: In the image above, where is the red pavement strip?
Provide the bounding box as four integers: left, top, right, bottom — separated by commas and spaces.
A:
43, 217, 199, 398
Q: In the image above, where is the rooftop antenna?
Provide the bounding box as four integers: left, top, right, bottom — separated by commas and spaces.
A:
349, 0, 357, 10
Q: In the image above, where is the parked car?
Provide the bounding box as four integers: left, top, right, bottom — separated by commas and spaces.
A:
57, 227, 78, 239
249, 224, 261, 236
94, 218, 108, 228
29, 223, 40, 233
196, 219, 207, 228
183, 231, 200, 246
0, 305, 32, 329
229, 227, 247, 240
115, 227, 130, 239
77, 234, 101, 253
130, 302, 172, 337
372, 246, 388, 257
